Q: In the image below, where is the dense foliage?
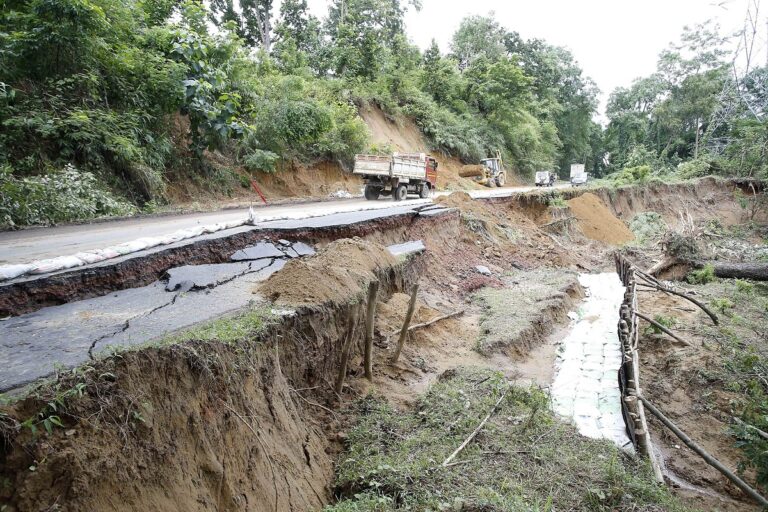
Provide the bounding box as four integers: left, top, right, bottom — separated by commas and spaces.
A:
603, 18, 768, 181
0, 0, 602, 226
2, 0, 764, 226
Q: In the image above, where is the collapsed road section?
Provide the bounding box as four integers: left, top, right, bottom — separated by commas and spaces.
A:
1, 178, 765, 512
0, 237, 427, 393
0, 202, 452, 317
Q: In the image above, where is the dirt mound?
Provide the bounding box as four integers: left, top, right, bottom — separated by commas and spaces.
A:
567, 193, 634, 245
435, 191, 473, 207
259, 238, 398, 305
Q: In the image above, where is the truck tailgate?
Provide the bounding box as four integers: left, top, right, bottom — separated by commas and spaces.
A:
353, 155, 391, 176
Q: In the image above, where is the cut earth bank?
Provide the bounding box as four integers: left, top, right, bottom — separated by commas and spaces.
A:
1, 178, 765, 511
166, 105, 490, 211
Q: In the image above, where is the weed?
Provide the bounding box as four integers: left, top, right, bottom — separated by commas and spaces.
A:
712, 297, 735, 315
163, 305, 276, 345
735, 279, 755, 295
547, 192, 567, 208
687, 264, 715, 285
20, 381, 87, 437
644, 315, 676, 336
327, 368, 691, 511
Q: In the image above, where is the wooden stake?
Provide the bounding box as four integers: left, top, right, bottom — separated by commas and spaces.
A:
634, 311, 692, 347
363, 280, 379, 381
390, 284, 419, 364
335, 306, 359, 395
638, 395, 768, 508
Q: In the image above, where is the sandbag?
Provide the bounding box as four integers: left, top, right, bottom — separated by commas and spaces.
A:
0, 264, 35, 281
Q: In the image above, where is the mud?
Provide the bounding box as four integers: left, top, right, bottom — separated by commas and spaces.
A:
566, 193, 635, 245
259, 238, 398, 306
0, 245, 418, 512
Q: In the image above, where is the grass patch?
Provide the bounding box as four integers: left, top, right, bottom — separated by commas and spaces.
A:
643, 315, 676, 336
472, 269, 577, 354
161, 305, 277, 345
327, 368, 692, 511
686, 264, 715, 285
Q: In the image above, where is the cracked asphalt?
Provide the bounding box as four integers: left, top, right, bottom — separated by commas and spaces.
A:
0, 244, 290, 392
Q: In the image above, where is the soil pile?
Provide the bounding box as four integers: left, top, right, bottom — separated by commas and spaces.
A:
567, 193, 634, 245
259, 238, 398, 305
435, 191, 473, 207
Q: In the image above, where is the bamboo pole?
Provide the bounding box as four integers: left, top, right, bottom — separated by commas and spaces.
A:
634, 277, 719, 325
634, 311, 693, 347
638, 395, 768, 508
390, 284, 419, 364
386, 309, 464, 337
363, 280, 379, 381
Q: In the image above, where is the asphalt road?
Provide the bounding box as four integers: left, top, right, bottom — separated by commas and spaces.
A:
0, 184, 569, 265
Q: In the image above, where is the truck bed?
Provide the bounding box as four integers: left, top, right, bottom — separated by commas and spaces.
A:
353, 155, 391, 177
391, 153, 427, 180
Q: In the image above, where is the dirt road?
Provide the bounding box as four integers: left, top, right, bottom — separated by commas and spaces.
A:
0, 184, 569, 265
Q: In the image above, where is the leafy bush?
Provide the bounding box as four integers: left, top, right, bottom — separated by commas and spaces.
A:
687, 264, 716, 285
0, 164, 135, 228
712, 297, 735, 314
608, 165, 651, 185
677, 158, 712, 179
629, 212, 668, 245
735, 279, 755, 295
644, 315, 676, 336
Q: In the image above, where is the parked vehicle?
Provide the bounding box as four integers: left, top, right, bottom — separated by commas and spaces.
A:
570, 163, 588, 186
535, 171, 556, 187
353, 152, 438, 201
458, 150, 507, 187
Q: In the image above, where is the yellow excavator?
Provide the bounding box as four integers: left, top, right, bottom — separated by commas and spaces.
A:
458, 150, 507, 187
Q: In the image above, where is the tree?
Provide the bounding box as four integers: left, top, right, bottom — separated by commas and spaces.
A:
450, 14, 506, 70
324, 0, 416, 78
209, 0, 273, 51
272, 0, 322, 73
604, 21, 730, 173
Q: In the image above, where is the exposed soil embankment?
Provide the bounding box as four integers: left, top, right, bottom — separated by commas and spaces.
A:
0, 242, 417, 512
578, 178, 765, 228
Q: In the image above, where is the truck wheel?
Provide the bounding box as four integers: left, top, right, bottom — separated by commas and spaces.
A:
496, 173, 506, 187
364, 185, 380, 200
419, 184, 431, 199
393, 184, 408, 201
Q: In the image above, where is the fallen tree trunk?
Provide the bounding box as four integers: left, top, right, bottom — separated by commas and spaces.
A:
704, 261, 768, 281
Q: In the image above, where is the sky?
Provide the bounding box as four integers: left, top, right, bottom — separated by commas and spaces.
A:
304, 0, 763, 118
